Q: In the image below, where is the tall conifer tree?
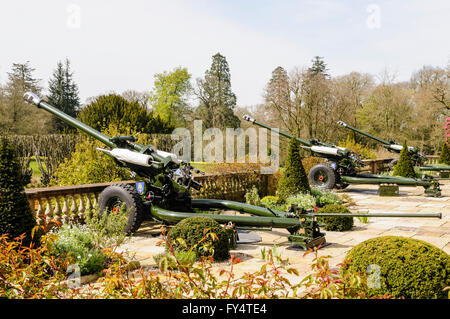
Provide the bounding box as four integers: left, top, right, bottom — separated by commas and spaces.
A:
195, 53, 240, 129
47, 59, 81, 132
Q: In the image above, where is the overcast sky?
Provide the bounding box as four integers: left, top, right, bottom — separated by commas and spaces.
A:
0, 0, 449, 106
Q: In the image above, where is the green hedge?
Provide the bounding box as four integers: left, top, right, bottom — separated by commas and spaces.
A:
344, 236, 450, 299
167, 217, 232, 261
0, 138, 36, 243
316, 204, 353, 231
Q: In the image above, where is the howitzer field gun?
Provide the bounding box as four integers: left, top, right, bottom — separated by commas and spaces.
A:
244, 115, 441, 197
337, 121, 450, 175
22, 92, 442, 250
337, 121, 427, 167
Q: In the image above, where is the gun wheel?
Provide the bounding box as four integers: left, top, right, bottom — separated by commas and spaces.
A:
308, 164, 337, 190
98, 183, 146, 234
389, 159, 398, 169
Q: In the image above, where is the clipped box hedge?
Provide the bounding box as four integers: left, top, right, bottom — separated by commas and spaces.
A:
344, 236, 450, 299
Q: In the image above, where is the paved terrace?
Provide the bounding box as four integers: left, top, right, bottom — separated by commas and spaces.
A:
118, 180, 450, 282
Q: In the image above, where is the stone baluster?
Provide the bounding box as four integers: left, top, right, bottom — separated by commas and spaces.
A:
92, 193, 98, 208
36, 197, 44, 225
84, 193, 92, 220
62, 195, 70, 225
44, 197, 52, 223
53, 196, 62, 223
70, 195, 78, 224
78, 195, 85, 222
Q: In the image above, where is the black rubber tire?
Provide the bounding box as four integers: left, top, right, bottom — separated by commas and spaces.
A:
308, 164, 337, 190
389, 159, 398, 169
98, 183, 145, 234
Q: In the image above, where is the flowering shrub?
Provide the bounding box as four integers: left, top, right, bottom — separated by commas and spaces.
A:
52, 224, 107, 275
0, 232, 74, 298
0, 225, 383, 299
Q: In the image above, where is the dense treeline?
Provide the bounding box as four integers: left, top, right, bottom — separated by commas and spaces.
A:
0, 55, 448, 155
254, 57, 449, 154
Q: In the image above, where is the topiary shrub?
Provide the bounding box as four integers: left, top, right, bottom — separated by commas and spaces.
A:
167, 217, 231, 261
0, 138, 36, 242
277, 137, 310, 199
393, 140, 416, 178
343, 236, 450, 299
438, 142, 450, 165
316, 204, 353, 231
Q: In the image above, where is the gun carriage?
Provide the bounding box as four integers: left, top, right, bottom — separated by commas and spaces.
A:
243, 115, 441, 197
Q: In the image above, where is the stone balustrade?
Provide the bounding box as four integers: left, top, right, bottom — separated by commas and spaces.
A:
424, 155, 440, 165
25, 173, 275, 225
360, 158, 394, 174
25, 181, 135, 225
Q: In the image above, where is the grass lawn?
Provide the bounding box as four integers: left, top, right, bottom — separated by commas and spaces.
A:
28, 157, 45, 187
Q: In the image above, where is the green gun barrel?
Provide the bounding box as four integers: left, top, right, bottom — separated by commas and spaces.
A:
337, 121, 391, 145
24, 92, 115, 148
243, 114, 313, 147
23, 92, 168, 163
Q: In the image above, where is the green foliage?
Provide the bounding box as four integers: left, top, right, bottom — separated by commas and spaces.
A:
0, 62, 54, 135
52, 224, 107, 275
285, 193, 316, 210
50, 137, 129, 186
195, 53, 240, 129
308, 56, 329, 77
277, 138, 310, 199
309, 188, 343, 207
50, 124, 154, 186
47, 59, 80, 132
260, 195, 285, 211
153, 250, 197, 270
338, 132, 376, 159
393, 140, 416, 178
258, 190, 342, 213
438, 142, 450, 165
0, 138, 36, 242
0, 233, 74, 298
316, 204, 353, 231
52, 204, 130, 275
77, 93, 173, 134
167, 217, 231, 261
301, 157, 326, 173
344, 236, 450, 299
1, 227, 375, 299
83, 203, 130, 250
149, 67, 193, 127
244, 185, 262, 206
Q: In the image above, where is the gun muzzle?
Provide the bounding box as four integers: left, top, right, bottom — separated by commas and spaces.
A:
23, 92, 42, 106
337, 120, 348, 127
243, 114, 255, 123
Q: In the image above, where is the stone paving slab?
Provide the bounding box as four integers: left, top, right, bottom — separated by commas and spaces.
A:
119, 181, 450, 280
